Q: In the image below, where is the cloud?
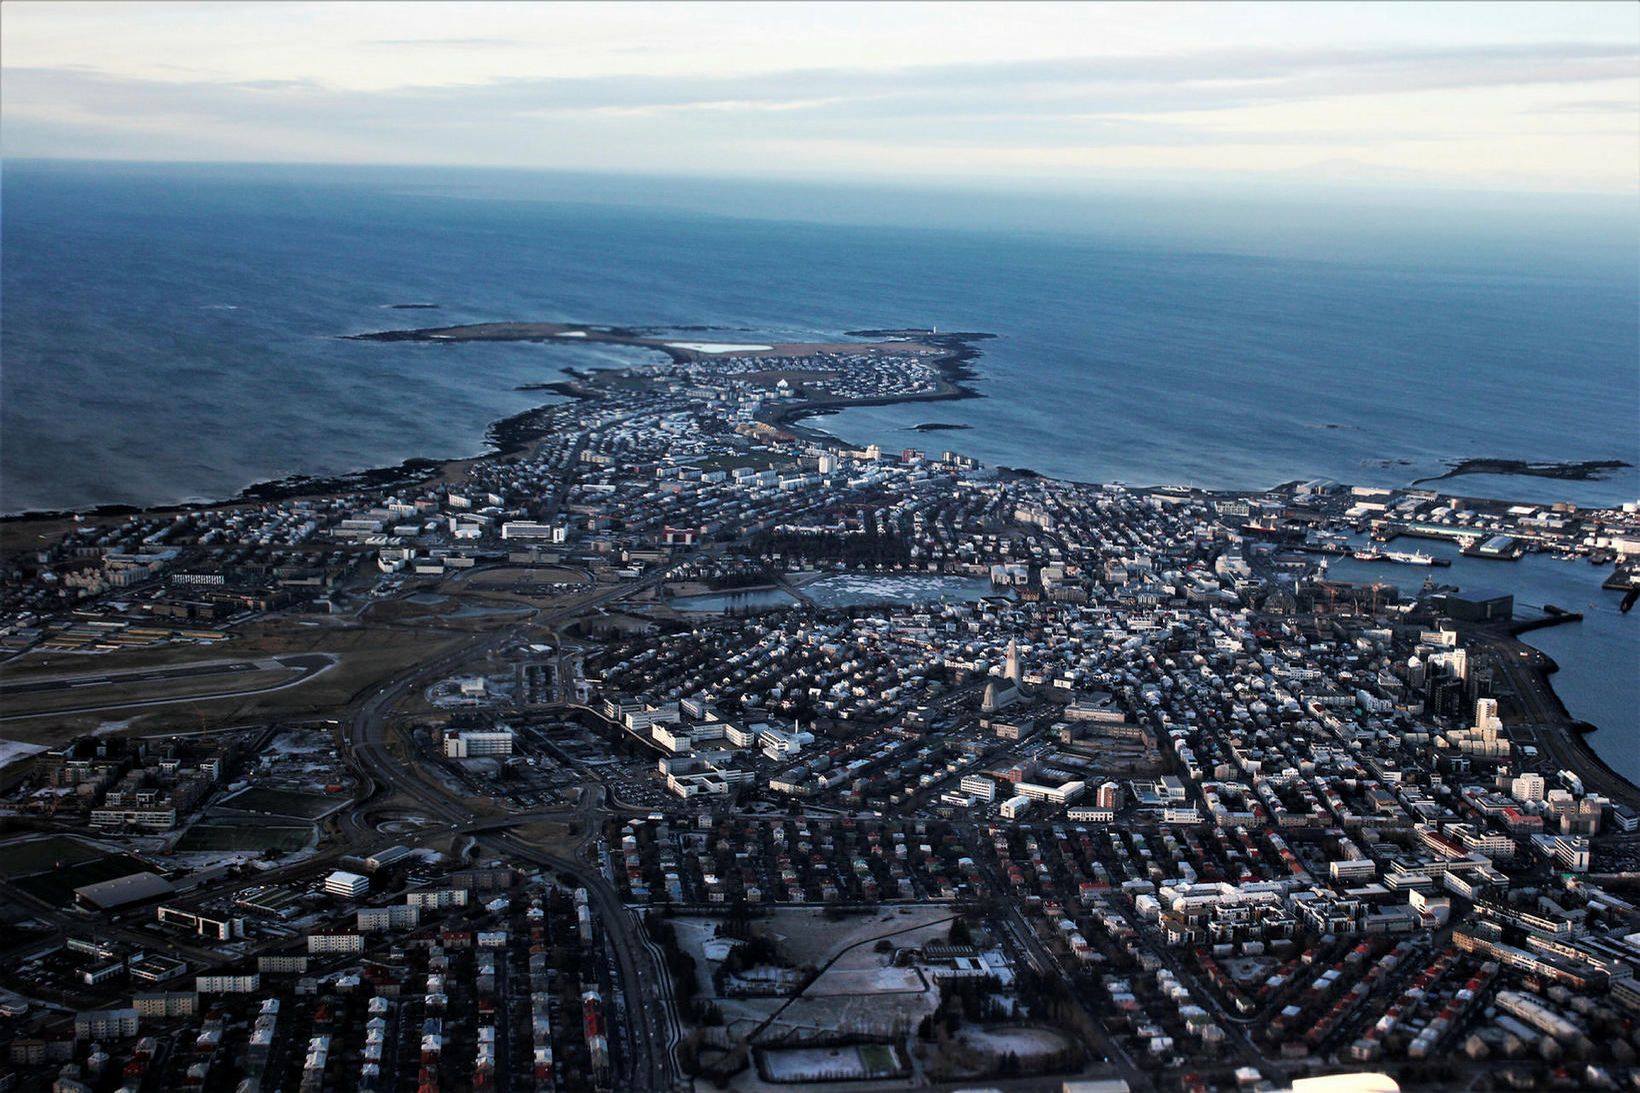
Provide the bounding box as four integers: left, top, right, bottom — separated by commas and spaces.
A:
228, 78, 322, 91
363, 38, 519, 48
2, 41, 1634, 189
9, 41, 1636, 119
1526, 98, 1640, 114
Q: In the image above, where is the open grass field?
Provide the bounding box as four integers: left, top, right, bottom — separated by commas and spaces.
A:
0, 514, 98, 558
361, 593, 532, 628
460, 566, 589, 588
217, 786, 341, 819
0, 618, 467, 745
176, 822, 313, 852
1, 665, 298, 718
0, 834, 107, 879
10, 848, 155, 905
952, 1024, 1075, 1062
756, 1042, 909, 1083
859, 1044, 901, 1075
696, 452, 790, 475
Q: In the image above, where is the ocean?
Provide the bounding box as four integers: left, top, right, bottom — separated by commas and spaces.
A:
2, 160, 1636, 773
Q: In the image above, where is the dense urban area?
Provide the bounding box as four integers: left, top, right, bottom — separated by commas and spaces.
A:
2, 324, 1639, 1093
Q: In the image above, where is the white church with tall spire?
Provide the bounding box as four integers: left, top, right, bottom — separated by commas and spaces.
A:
983, 638, 1028, 713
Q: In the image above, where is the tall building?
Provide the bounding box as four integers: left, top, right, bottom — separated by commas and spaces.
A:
1510, 772, 1546, 802
1475, 698, 1503, 741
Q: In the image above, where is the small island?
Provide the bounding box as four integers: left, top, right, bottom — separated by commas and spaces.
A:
1413, 457, 1632, 486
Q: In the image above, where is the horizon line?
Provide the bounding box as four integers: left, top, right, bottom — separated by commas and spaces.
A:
8, 153, 1639, 204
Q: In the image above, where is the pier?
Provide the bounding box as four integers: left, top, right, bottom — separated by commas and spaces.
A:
1508, 604, 1584, 636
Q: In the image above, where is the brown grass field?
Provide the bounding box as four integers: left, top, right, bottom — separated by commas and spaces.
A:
0, 618, 467, 745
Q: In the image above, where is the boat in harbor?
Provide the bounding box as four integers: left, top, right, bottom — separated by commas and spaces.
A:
1382, 549, 1450, 567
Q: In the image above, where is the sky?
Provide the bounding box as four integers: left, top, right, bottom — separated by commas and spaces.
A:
2, 1, 1638, 195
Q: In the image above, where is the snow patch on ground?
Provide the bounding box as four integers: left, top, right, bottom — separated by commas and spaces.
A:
170, 850, 264, 869
265, 733, 328, 755
806, 965, 925, 995
954, 1024, 1073, 1059
0, 740, 48, 770
703, 938, 739, 962
665, 342, 773, 354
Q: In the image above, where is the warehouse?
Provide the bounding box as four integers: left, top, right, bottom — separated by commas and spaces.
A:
73, 871, 176, 911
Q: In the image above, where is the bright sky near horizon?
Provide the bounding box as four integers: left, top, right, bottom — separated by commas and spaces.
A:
3, 0, 1637, 194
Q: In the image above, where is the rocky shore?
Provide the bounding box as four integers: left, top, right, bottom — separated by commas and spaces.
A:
1413, 457, 1632, 486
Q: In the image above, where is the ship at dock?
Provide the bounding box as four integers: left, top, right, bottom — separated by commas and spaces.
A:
1352, 548, 1451, 567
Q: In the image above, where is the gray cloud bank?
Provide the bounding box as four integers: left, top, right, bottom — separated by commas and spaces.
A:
4, 41, 1635, 176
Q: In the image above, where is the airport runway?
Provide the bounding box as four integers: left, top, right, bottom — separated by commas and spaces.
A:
0, 659, 267, 696
0, 653, 336, 721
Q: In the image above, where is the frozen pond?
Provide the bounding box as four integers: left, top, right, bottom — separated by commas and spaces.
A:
671, 587, 800, 613
670, 574, 1010, 613
803, 573, 1008, 607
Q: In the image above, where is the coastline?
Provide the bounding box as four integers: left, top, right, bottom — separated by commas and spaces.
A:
1513, 635, 1640, 806
757, 330, 995, 443
3, 320, 1634, 803
0, 326, 992, 524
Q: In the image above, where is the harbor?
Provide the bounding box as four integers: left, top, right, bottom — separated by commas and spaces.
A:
1320, 534, 1639, 785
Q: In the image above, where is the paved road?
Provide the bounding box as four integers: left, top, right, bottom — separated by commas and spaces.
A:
337, 559, 690, 1089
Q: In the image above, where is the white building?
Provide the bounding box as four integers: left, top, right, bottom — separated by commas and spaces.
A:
325, 871, 370, 899
75, 1008, 140, 1040
1016, 779, 1087, 806
407, 888, 470, 910
196, 974, 260, 994
758, 725, 814, 761
1510, 772, 1546, 802
1330, 859, 1379, 883
358, 905, 421, 932
960, 774, 997, 801
501, 522, 566, 542
366, 845, 414, 871
308, 931, 365, 954
652, 722, 729, 754
444, 730, 515, 758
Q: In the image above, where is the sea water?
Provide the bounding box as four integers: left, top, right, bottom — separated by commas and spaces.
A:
3, 159, 1635, 774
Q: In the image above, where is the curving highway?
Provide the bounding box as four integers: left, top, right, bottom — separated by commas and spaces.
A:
336, 561, 690, 1089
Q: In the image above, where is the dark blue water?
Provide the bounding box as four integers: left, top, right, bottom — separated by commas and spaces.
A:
5, 162, 1636, 514
2, 160, 1635, 774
